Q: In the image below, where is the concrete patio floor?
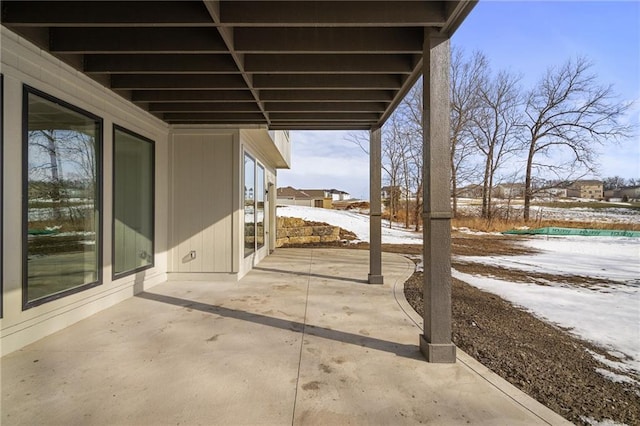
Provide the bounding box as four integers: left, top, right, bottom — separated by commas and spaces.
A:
1, 248, 570, 425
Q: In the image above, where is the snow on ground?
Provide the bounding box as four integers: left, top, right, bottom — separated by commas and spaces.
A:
456, 198, 640, 224
277, 205, 422, 244
452, 268, 640, 376
460, 235, 640, 284
278, 204, 640, 379
455, 234, 640, 376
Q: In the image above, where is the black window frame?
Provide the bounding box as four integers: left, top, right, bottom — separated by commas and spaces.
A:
111, 124, 155, 280
22, 85, 104, 310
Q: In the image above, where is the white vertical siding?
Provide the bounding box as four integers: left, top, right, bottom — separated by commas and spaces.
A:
169, 132, 235, 275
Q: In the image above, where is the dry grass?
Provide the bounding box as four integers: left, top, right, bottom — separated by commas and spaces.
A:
452, 215, 640, 233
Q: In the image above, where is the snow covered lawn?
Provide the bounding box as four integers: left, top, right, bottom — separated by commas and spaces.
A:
278, 205, 422, 244
277, 205, 640, 379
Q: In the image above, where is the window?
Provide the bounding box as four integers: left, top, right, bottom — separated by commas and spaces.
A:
244, 154, 267, 256
23, 87, 102, 308
256, 164, 265, 249
113, 126, 154, 278
244, 153, 256, 257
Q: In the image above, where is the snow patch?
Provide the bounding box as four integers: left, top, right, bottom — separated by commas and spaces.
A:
277, 205, 422, 244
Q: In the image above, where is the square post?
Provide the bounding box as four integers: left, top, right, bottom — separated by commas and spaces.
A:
419, 30, 456, 363
368, 126, 383, 284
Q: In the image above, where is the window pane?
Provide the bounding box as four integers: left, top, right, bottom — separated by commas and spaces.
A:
256, 165, 265, 249
113, 127, 154, 277
25, 90, 101, 305
244, 153, 255, 257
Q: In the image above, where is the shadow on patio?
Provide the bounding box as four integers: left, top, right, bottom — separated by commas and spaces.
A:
1, 248, 568, 425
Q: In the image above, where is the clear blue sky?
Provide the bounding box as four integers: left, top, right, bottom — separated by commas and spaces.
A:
279, 1, 640, 199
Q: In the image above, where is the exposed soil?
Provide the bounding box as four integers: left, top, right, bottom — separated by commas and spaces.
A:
403, 234, 640, 426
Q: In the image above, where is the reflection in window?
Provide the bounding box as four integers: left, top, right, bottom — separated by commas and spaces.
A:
24, 87, 102, 307
256, 165, 265, 249
244, 153, 256, 257
113, 126, 154, 278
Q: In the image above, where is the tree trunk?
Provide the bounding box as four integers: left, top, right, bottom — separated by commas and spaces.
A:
523, 138, 536, 221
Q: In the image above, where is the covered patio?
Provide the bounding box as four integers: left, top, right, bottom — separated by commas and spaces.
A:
0, 0, 480, 362
1, 248, 568, 425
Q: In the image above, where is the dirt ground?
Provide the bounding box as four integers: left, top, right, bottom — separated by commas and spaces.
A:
402, 233, 640, 426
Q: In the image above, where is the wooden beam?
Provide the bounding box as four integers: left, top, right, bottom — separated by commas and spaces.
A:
253, 74, 402, 90
263, 102, 386, 112
269, 124, 371, 131
219, 1, 446, 26
111, 74, 248, 90
84, 54, 239, 74
1, 1, 215, 27
269, 112, 380, 122
244, 54, 415, 74
131, 90, 256, 103
234, 28, 423, 53
259, 89, 394, 102
50, 27, 227, 53
162, 112, 266, 121
148, 102, 261, 113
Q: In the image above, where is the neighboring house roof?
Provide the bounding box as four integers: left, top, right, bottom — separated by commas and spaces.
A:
569, 180, 603, 187
328, 189, 349, 195
277, 186, 311, 199
299, 189, 330, 198
278, 187, 349, 199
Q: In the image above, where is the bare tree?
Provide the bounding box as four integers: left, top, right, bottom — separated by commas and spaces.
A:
602, 176, 627, 190
521, 56, 635, 220
347, 126, 406, 228
450, 48, 487, 217
471, 69, 524, 219
383, 115, 410, 226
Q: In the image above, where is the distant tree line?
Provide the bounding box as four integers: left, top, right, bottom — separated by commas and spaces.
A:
353, 46, 636, 228
602, 176, 640, 190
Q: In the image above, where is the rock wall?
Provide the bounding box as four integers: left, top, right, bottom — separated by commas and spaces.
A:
276, 217, 340, 247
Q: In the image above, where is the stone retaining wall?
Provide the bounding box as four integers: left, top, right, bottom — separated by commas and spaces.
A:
276, 217, 340, 247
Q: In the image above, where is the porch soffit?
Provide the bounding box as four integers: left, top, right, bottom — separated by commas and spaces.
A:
1, 0, 477, 131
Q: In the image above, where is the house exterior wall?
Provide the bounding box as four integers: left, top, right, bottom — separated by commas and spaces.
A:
168, 130, 238, 279
1, 27, 170, 355
277, 198, 314, 207
0, 28, 286, 355
568, 182, 603, 199
166, 128, 280, 281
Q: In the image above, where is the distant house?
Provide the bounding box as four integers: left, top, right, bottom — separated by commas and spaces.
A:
567, 180, 603, 200
327, 189, 351, 201
537, 187, 568, 198
277, 186, 339, 208
493, 183, 525, 199
456, 184, 483, 199
604, 186, 640, 202
382, 185, 412, 201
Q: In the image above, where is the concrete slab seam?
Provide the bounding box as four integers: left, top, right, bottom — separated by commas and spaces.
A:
290, 249, 314, 426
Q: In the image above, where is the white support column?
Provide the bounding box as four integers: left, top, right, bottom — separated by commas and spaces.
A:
419, 30, 456, 363
368, 126, 383, 284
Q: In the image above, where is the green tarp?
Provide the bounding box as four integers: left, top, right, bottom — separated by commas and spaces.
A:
502, 227, 640, 237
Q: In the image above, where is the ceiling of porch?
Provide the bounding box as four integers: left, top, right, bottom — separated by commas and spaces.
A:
1, 0, 476, 130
